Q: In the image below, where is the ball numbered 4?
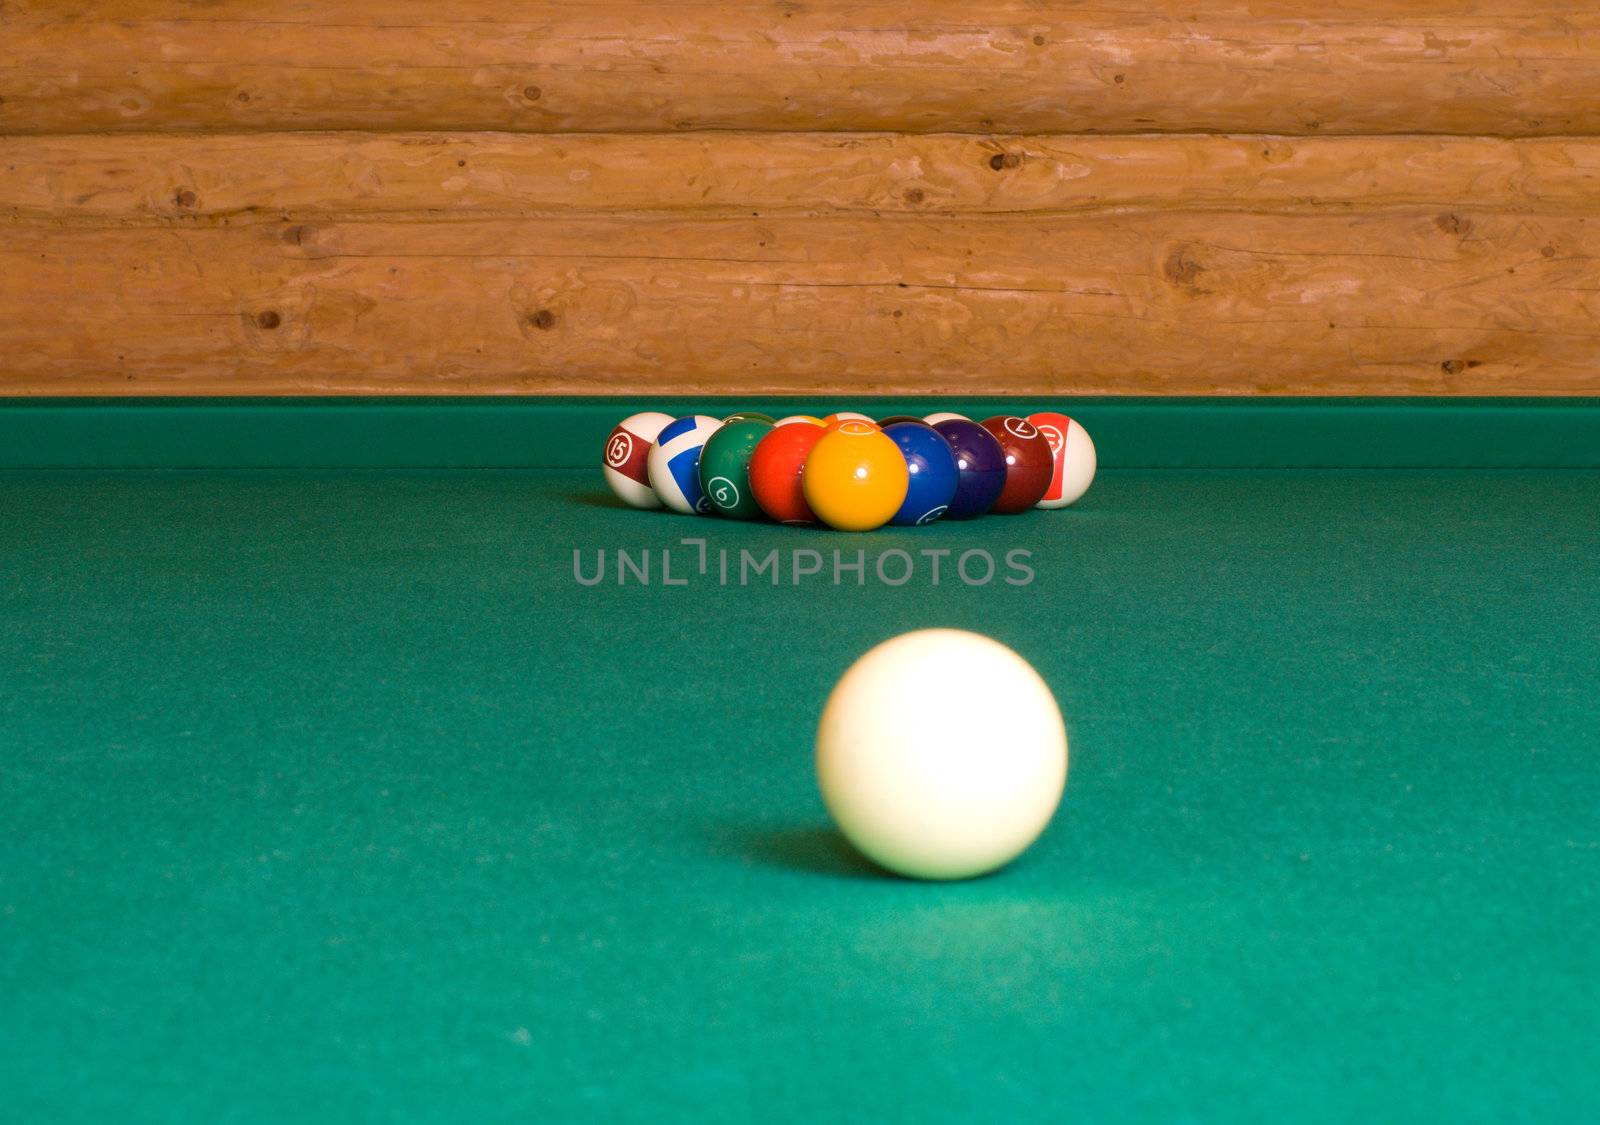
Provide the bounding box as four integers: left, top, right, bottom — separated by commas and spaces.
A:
646, 415, 724, 514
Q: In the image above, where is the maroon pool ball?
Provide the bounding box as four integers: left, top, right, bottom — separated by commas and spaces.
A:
980, 415, 1054, 514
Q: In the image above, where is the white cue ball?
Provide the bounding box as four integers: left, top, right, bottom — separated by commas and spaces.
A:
815, 629, 1068, 880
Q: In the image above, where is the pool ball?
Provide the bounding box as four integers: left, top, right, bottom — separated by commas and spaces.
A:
930, 418, 1007, 519
877, 414, 924, 427
980, 415, 1054, 514
749, 421, 828, 524
816, 629, 1068, 880
923, 411, 969, 425
882, 421, 959, 526
773, 414, 825, 428
601, 411, 675, 509
801, 421, 909, 532
723, 411, 776, 424
823, 412, 878, 429
1027, 412, 1098, 508
646, 415, 723, 514
698, 418, 774, 519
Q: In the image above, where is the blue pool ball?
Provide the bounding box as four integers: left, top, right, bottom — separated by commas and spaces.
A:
932, 419, 1007, 519
883, 422, 959, 526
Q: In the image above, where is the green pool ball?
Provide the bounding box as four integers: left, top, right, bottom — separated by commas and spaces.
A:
722, 411, 776, 424
698, 419, 774, 519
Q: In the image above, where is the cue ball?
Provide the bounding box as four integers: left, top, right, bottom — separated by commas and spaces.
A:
815, 629, 1068, 880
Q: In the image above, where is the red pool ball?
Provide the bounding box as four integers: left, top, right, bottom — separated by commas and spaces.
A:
749, 421, 828, 524
980, 415, 1054, 514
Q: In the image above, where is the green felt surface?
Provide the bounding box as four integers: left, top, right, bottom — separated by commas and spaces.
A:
5, 397, 1600, 469
3, 468, 1598, 1122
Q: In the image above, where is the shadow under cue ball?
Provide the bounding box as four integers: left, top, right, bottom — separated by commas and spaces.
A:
816, 629, 1068, 881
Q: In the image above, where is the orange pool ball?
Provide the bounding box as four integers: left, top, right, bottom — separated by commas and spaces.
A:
801, 421, 910, 532
750, 421, 828, 524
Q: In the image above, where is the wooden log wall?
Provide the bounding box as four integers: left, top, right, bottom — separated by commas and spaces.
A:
3, 1, 1599, 395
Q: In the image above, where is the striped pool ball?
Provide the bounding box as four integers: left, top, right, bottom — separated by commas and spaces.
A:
601, 411, 675, 509
923, 411, 970, 426
802, 420, 909, 532
980, 415, 1055, 514
931, 418, 1007, 519
823, 412, 878, 429
750, 420, 829, 524
773, 414, 825, 428
698, 418, 774, 519
882, 421, 959, 526
723, 411, 776, 424
647, 415, 724, 514
1027, 412, 1098, 509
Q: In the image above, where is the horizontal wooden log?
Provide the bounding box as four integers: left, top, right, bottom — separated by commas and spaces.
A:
4, 1, 1600, 136
3, 210, 1596, 395
7, 133, 1600, 223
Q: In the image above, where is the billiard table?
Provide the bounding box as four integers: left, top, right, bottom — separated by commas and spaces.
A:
3, 399, 1598, 1121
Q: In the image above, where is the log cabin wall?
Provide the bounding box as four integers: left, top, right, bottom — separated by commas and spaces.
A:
3, 1, 1599, 396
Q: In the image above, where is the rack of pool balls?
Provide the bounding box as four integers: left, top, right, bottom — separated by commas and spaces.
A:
602, 411, 1096, 531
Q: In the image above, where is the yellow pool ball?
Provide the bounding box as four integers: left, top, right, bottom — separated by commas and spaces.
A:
801, 420, 909, 532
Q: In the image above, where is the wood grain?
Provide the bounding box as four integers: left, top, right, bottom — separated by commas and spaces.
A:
3, 1, 1599, 137
3, 207, 1596, 395
8, 133, 1600, 223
